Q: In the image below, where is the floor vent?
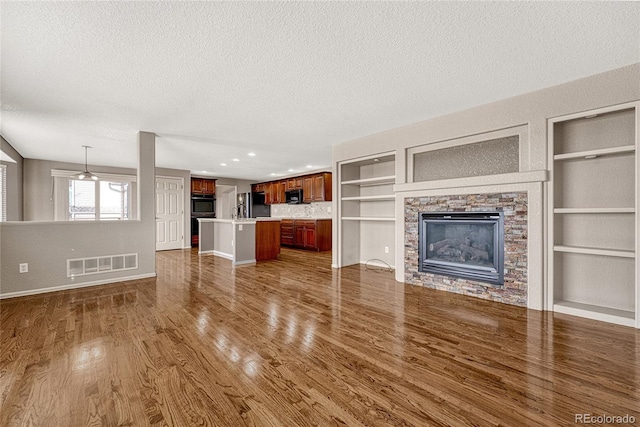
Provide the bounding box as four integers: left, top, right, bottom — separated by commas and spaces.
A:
67, 253, 138, 278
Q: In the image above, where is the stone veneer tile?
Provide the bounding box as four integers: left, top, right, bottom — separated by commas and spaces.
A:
404, 192, 528, 307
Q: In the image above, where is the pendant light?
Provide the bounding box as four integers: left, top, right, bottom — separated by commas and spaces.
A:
75, 145, 99, 181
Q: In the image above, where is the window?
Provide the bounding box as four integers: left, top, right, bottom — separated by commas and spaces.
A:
52, 170, 136, 221
68, 179, 131, 220
0, 164, 6, 221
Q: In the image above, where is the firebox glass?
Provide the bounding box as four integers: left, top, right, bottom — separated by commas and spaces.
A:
426, 222, 495, 268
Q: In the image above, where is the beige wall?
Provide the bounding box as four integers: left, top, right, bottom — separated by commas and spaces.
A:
1, 136, 24, 221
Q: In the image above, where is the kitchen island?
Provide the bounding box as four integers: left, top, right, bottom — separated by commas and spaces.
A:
198, 218, 281, 265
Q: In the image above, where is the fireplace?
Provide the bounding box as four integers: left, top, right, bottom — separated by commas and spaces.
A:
419, 211, 504, 285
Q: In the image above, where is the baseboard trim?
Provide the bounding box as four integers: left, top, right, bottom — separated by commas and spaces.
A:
233, 259, 256, 266
213, 250, 234, 260
0, 273, 157, 300
360, 260, 395, 270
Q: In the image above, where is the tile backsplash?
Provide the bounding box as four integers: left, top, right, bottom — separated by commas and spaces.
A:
270, 202, 332, 218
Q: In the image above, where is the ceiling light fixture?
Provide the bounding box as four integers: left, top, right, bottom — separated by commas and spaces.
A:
248, 152, 256, 157
270, 173, 277, 176
232, 158, 239, 162
288, 169, 294, 172
306, 165, 312, 168
220, 163, 227, 166
75, 145, 99, 181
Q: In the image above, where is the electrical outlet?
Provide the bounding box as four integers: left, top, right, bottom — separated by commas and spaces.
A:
19, 263, 29, 273
384, 246, 389, 254
328, 206, 332, 213
239, 224, 243, 231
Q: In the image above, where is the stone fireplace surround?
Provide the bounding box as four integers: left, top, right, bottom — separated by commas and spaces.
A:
405, 192, 528, 307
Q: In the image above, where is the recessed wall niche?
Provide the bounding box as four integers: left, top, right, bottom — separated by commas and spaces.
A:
412, 135, 519, 182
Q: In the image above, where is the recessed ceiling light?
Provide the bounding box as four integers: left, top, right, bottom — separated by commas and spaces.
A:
270, 173, 276, 176
220, 163, 227, 166
232, 158, 239, 162
248, 152, 256, 157
373, 158, 380, 162
202, 170, 208, 173
306, 165, 312, 168
288, 169, 294, 172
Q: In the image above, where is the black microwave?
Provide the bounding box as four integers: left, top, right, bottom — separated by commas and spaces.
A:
191, 195, 215, 215
285, 189, 304, 204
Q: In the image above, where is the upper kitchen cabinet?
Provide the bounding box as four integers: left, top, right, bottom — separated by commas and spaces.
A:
191, 178, 216, 195
303, 173, 332, 202
265, 181, 286, 205
286, 177, 303, 190
252, 183, 267, 193
253, 172, 332, 204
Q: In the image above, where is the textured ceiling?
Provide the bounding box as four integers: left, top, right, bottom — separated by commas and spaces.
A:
1, 1, 639, 180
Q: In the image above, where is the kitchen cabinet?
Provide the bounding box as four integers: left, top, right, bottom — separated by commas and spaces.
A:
267, 181, 286, 205
280, 219, 294, 245
281, 219, 331, 251
286, 177, 303, 191
252, 183, 267, 193
303, 173, 332, 202
191, 178, 216, 195
253, 172, 331, 204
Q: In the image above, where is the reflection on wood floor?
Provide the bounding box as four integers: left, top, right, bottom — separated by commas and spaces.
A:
1, 248, 638, 426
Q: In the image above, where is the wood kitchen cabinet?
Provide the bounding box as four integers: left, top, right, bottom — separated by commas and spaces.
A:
281, 219, 331, 251
191, 178, 216, 195
252, 183, 267, 193
252, 172, 331, 204
303, 173, 332, 202
280, 219, 294, 246
286, 177, 303, 191
267, 181, 286, 205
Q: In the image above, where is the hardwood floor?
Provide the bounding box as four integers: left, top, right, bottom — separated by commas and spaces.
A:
1, 248, 638, 426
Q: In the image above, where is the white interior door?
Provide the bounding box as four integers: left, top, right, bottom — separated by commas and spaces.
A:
156, 177, 184, 251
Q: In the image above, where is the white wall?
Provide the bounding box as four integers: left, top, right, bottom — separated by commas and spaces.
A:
0, 132, 157, 298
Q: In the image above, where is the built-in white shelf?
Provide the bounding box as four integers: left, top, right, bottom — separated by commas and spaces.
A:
341, 195, 395, 201
553, 300, 635, 327
554, 207, 635, 214
554, 245, 635, 259
554, 144, 635, 161
342, 217, 395, 222
341, 175, 396, 186
549, 103, 638, 329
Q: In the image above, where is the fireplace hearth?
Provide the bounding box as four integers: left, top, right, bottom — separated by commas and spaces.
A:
419, 211, 504, 285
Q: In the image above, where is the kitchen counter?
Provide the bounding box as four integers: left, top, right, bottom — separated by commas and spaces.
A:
198, 218, 281, 264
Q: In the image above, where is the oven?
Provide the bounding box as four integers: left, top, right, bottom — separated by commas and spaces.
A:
191, 194, 215, 216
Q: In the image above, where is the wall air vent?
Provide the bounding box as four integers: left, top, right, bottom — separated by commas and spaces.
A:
67, 253, 138, 278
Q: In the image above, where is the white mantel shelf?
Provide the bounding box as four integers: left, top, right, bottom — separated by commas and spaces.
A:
394, 170, 547, 193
